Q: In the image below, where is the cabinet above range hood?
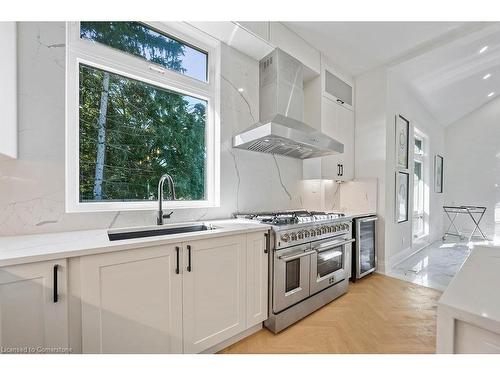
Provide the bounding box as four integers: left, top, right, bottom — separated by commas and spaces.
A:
233, 48, 344, 159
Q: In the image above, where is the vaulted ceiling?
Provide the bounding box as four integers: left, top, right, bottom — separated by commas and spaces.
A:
285, 21, 500, 126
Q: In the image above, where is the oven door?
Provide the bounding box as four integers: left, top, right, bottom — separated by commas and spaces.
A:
310, 237, 354, 295
273, 244, 314, 313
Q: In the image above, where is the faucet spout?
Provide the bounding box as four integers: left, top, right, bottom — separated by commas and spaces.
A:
157, 173, 176, 225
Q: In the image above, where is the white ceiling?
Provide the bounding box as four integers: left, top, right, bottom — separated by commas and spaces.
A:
390, 23, 500, 126
284, 21, 500, 126
284, 22, 466, 76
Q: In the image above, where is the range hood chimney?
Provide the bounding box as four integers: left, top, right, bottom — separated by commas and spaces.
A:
233, 48, 344, 159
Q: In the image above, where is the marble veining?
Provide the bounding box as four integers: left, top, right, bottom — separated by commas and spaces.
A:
0, 22, 303, 237
388, 239, 474, 291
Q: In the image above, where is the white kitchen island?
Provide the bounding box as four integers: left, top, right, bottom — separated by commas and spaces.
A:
437, 244, 500, 353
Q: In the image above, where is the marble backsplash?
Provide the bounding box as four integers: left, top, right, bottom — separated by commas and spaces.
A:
0, 22, 305, 236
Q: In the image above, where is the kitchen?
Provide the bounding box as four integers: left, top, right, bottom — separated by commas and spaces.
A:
1, 1, 499, 373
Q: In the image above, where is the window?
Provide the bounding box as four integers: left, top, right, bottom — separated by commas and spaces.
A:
66, 22, 220, 212
80, 22, 208, 82
413, 132, 427, 239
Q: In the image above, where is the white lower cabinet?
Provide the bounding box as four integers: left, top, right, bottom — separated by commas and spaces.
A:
0, 259, 69, 352
246, 231, 269, 327
79, 231, 268, 354
80, 244, 183, 353
182, 235, 247, 353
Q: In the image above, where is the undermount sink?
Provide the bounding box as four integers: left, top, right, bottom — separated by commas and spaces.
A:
108, 224, 216, 241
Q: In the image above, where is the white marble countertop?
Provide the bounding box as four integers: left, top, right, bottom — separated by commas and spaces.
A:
343, 212, 377, 219
0, 219, 270, 267
438, 244, 500, 329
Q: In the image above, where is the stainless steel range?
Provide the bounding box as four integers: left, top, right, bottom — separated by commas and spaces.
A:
236, 211, 354, 333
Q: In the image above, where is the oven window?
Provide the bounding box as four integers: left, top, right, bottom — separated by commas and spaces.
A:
285, 259, 301, 293
317, 247, 343, 278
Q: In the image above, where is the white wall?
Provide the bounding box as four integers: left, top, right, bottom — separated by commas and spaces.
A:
354, 67, 445, 272
0, 22, 304, 236
0, 22, 17, 159
384, 72, 445, 268
445, 96, 500, 238
354, 67, 388, 271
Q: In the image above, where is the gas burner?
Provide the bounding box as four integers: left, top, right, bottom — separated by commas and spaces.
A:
236, 210, 346, 226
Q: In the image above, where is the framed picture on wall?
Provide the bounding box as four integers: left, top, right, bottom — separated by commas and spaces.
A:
396, 115, 410, 170
396, 171, 409, 223
435, 154, 444, 193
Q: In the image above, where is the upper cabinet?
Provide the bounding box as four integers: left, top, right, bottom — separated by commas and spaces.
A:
0, 22, 17, 159
303, 55, 355, 181
322, 57, 354, 111
190, 22, 321, 78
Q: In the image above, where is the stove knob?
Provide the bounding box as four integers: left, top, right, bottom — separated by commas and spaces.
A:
291, 232, 297, 241
316, 228, 321, 235
280, 234, 289, 242
336, 224, 341, 231
298, 231, 304, 239
310, 229, 316, 237
321, 226, 327, 234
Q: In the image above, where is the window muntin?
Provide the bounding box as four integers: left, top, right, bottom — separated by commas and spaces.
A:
79, 64, 207, 203
80, 22, 208, 82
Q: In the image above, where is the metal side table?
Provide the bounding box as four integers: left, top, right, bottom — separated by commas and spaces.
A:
442, 205, 488, 242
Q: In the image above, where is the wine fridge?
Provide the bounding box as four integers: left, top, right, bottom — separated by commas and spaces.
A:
351, 215, 377, 280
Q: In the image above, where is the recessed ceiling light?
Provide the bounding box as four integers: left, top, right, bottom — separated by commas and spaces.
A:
479, 45, 489, 54
238, 88, 244, 92
483, 73, 492, 80
488, 92, 495, 97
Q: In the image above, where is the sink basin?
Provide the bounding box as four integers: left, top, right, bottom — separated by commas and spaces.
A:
108, 224, 215, 241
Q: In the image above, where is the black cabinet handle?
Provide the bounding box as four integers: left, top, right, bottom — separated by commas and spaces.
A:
264, 231, 270, 254
340, 164, 344, 176
175, 246, 180, 274
53, 264, 59, 303
187, 245, 192, 272
337, 99, 345, 105
337, 164, 341, 176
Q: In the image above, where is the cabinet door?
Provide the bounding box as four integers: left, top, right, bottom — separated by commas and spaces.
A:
321, 97, 355, 181
246, 231, 268, 327
80, 244, 183, 353
339, 106, 355, 180
0, 259, 68, 351
182, 235, 246, 353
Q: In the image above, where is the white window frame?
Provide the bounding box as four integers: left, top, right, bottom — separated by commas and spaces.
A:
65, 22, 221, 213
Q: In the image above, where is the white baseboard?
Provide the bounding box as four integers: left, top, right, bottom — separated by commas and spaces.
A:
202, 323, 263, 354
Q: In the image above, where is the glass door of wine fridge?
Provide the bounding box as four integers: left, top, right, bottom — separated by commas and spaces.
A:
354, 216, 377, 279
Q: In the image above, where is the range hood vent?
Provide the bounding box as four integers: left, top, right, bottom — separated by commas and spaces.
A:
233, 49, 344, 159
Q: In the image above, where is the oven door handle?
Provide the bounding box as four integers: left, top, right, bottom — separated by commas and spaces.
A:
314, 238, 355, 253
279, 250, 316, 261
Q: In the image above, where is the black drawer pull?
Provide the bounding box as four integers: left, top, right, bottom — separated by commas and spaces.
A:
264, 231, 270, 254
187, 245, 192, 272
175, 246, 180, 274
53, 264, 59, 303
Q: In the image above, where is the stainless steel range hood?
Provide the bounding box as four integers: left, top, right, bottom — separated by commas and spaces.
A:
233, 49, 344, 159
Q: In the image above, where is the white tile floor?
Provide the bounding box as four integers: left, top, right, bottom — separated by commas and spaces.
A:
387, 239, 483, 291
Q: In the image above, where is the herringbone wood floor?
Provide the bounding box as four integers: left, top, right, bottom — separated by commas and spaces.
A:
220, 273, 441, 354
